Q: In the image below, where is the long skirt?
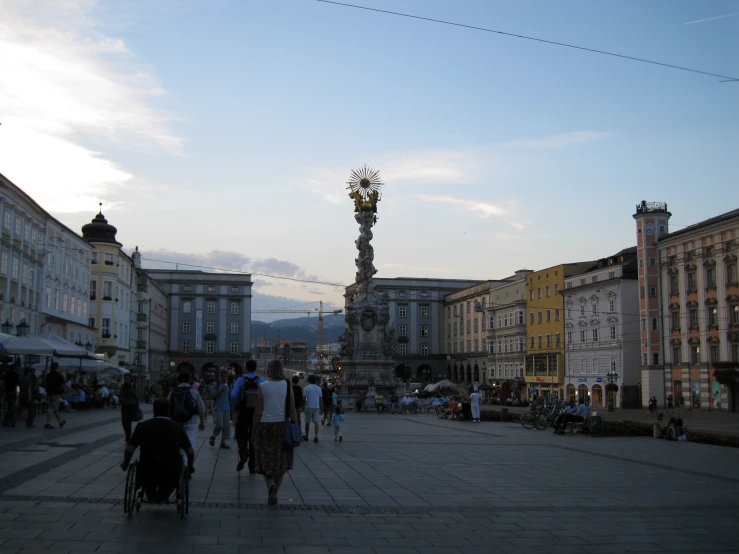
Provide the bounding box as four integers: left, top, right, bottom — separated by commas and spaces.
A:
253, 422, 294, 477
471, 404, 481, 420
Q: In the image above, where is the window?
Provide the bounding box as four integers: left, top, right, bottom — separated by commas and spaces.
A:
104, 253, 114, 266
643, 353, 648, 366
609, 300, 615, 313
546, 335, 551, 347
592, 329, 598, 342
447, 323, 451, 337
207, 301, 216, 314
11, 257, 18, 280
691, 346, 700, 364
537, 311, 542, 324
467, 302, 471, 314
734, 344, 739, 363
554, 284, 559, 295
183, 321, 191, 333
90, 279, 97, 299
183, 301, 192, 314
580, 330, 586, 343
421, 344, 429, 355
546, 286, 550, 297
231, 302, 239, 315
207, 285, 216, 292
671, 311, 680, 330
0, 252, 7, 276
706, 267, 716, 289
421, 306, 428, 318
732, 305, 739, 325
546, 310, 551, 322
555, 308, 560, 321
420, 325, 429, 337
398, 325, 407, 337
482, 317, 486, 331
649, 287, 657, 298
687, 252, 695, 262
530, 336, 534, 348
453, 322, 457, 336
591, 358, 598, 374
567, 331, 572, 344
689, 309, 698, 329
592, 304, 597, 315
673, 347, 681, 365
398, 343, 407, 355
708, 308, 717, 327
89, 317, 95, 329
728, 263, 737, 285
529, 290, 533, 301
474, 340, 479, 352
610, 326, 616, 340
230, 341, 240, 354
529, 312, 534, 324
537, 336, 542, 348
182, 341, 191, 353
537, 288, 541, 299
653, 352, 659, 366
14, 216, 21, 236
651, 318, 658, 331
687, 272, 697, 291
206, 341, 215, 353
102, 318, 111, 336
519, 336, 525, 351
231, 286, 239, 293
711, 345, 720, 363
2, 212, 9, 231
206, 321, 215, 333
649, 257, 656, 266
555, 334, 560, 347
183, 284, 192, 292
231, 321, 239, 334
399, 305, 407, 318
580, 304, 586, 316
103, 281, 112, 299
466, 320, 471, 333
474, 318, 478, 332
640, 287, 645, 299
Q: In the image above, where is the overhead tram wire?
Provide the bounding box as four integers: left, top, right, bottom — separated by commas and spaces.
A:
139, 256, 347, 288
316, 0, 739, 82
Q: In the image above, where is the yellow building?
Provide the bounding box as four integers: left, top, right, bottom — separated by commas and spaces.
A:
82, 209, 135, 369
525, 262, 592, 399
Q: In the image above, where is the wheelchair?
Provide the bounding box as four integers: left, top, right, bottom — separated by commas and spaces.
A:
123, 460, 190, 519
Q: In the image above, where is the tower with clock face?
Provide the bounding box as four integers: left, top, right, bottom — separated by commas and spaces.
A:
633, 201, 672, 406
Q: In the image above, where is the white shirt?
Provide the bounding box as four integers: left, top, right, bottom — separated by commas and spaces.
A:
470, 393, 481, 406
260, 380, 288, 423
100, 386, 109, 398
303, 384, 322, 409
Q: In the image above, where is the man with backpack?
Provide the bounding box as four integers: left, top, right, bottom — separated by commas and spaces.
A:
167, 372, 205, 453
230, 360, 264, 473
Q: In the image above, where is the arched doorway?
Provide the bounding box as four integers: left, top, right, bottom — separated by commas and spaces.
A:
394, 364, 409, 381
466, 364, 472, 383
473, 364, 480, 383
417, 364, 432, 384
501, 381, 512, 401
447, 365, 452, 379
566, 384, 576, 402
453, 365, 459, 381
577, 384, 590, 404
592, 384, 603, 407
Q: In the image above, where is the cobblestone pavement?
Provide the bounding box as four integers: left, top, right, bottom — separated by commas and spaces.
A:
0, 407, 737, 553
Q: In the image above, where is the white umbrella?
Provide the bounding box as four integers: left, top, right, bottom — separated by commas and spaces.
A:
6, 333, 91, 357
32, 357, 129, 375
425, 383, 440, 392
435, 379, 458, 389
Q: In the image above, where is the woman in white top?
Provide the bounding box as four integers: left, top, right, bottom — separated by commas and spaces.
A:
251, 359, 299, 507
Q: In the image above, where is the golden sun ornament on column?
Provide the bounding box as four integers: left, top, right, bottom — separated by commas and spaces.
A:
346, 165, 383, 212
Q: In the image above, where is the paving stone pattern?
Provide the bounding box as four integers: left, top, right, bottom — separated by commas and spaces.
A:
0, 407, 737, 553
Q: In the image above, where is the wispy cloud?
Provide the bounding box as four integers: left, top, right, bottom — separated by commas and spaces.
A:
0, 0, 181, 212
504, 131, 610, 149
415, 195, 506, 217
382, 150, 468, 183
685, 12, 739, 25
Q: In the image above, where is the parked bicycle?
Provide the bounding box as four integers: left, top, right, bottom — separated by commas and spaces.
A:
534, 401, 566, 430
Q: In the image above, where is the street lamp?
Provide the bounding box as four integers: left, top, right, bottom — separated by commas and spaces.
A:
1, 320, 13, 334
16, 319, 29, 337
606, 370, 619, 412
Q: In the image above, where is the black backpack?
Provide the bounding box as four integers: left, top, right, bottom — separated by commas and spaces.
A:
170, 388, 198, 423
237, 376, 260, 411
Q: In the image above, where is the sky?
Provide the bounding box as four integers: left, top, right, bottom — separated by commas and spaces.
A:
1, 0, 737, 320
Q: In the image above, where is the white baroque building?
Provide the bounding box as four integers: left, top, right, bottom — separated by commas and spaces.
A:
563, 247, 641, 408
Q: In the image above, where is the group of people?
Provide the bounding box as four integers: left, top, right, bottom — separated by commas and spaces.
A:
652, 412, 689, 441
551, 398, 590, 434
1, 361, 70, 430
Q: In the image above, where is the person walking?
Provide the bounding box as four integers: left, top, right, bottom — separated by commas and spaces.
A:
470, 387, 482, 423
303, 374, 323, 442
44, 362, 66, 429
291, 375, 304, 438
168, 372, 205, 451
119, 374, 139, 442
231, 360, 264, 473
209, 370, 231, 449
251, 359, 299, 507
321, 382, 334, 426
2, 364, 19, 427
332, 405, 344, 442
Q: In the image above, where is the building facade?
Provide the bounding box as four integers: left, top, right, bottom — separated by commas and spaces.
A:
633, 201, 672, 407
563, 248, 640, 408
82, 210, 135, 368
345, 278, 482, 384
40, 217, 95, 349
0, 174, 47, 337
147, 270, 252, 378
485, 271, 532, 398
525, 262, 593, 400
657, 208, 739, 412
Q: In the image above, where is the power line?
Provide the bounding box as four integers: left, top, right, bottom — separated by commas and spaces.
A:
140, 257, 347, 288
316, 0, 739, 82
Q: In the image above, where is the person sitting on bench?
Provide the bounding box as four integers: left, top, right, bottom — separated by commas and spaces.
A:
553, 398, 588, 434
553, 400, 577, 433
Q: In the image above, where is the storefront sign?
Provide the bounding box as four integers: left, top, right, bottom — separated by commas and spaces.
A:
577, 378, 588, 382
595, 378, 603, 383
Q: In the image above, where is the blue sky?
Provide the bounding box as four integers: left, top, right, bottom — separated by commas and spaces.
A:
1, 0, 737, 316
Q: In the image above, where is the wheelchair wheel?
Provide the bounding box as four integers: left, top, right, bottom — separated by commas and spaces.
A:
178, 465, 188, 519
123, 462, 137, 517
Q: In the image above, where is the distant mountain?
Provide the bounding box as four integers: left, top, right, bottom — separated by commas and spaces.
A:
250, 314, 345, 351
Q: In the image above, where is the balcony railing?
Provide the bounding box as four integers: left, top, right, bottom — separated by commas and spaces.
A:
136, 313, 147, 322
136, 340, 147, 349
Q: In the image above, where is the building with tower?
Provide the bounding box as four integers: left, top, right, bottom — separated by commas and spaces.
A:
632, 201, 672, 407
82, 207, 136, 369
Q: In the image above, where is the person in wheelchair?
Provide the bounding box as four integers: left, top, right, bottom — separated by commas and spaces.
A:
120, 399, 195, 504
